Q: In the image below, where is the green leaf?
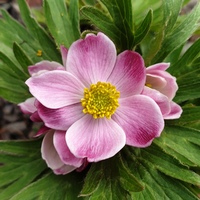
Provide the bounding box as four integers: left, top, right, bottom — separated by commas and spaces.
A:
13, 42, 33, 74
17, 0, 61, 62
134, 10, 153, 46
118, 154, 144, 192
81, 6, 121, 41
81, 6, 122, 49
168, 37, 200, 76
155, 126, 200, 169
0, 139, 83, 200
80, 156, 132, 199
122, 143, 200, 200
152, 3, 200, 63
0, 139, 46, 200
162, 0, 183, 35
44, 0, 80, 48
0, 52, 30, 103
81, 0, 134, 52
174, 59, 200, 102
0, 51, 28, 80
10, 172, 83, 200
170, 106, 200, 130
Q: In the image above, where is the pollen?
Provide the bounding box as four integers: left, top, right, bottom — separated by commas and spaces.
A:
81, 81, 120, 119
36, 50, 42, 57
145, 83, 152, 88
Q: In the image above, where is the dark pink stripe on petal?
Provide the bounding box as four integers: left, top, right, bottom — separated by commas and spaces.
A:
108, 50, 146, 98
113, 95, 164, 147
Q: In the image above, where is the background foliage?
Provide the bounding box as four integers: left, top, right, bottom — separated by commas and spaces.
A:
0, 0, 200, 199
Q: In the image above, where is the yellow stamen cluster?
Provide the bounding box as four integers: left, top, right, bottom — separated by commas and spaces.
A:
36, 50, 42, 57
81, 81, 120, 119
145, 83, 152, 88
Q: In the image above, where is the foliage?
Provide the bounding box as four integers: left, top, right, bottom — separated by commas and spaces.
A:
0, 0, 200, 199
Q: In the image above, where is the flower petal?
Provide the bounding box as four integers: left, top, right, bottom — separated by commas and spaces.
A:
146, 74, 167, 89
146, 63, 170, 71
146, 65, 178, 100
66, 32, 117, 86
18, 97, 36, 114
53, 165, 77, 175
163, 101, 182, 119
28, 61, 65, 76
142, 86, 171, 116
60, 45, 68, 68
26, 71, 85, 109
107, 50, 146, 97
113, 95, 164, 147
53, 130, 83, 167
37, 102, 84, 130
66, 115, 126, 162
41, 131, 77, 175
41, 130, 65, 170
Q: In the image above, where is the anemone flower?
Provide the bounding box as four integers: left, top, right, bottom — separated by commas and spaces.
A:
26, 32, 164, 165
143, 63, 182, 119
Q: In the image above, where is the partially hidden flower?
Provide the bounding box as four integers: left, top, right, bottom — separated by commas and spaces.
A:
22, 32, 165, 174
19, 61, 86, 175
143, 63, 182, 119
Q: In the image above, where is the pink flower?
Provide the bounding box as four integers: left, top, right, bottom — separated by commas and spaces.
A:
142, 63, 182, 119
25, 32, 164, 171
19, 56, 85, 175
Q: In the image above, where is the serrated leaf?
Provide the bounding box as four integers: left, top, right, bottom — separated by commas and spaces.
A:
0, 139, 46, 200
169, 106, 200, 130
10, 172, 83, 200
118, 154, 144, 192
121, 145, 200, 200
131, 168, 199, 200
154, 126, 200, 168
80, 156, 132, 199
44, 0, 80, 48
0, 139, 84, 200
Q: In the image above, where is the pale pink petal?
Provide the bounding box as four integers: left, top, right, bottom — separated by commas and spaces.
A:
18, 97, 36, 114
41, 130, 65, 170
41, 131, 77, 175
163, 101, 182, 119
53, 131, 83, 167
60, 45, 68, 68
66, 32, 117, 86
107, 51, 146, 97
34, 125, 49, 137
28, 61, 65, 76
113, 95, 164, 147
146, 74, 167, 90
30, 111, 41, 122
53, 165, 77, 175
142, 86, 171, 116
66, 115, 126, 162
37, 102, 84, 130
146, 63, 170, 72
26, 71, 85, 109
146, 68, 178, 100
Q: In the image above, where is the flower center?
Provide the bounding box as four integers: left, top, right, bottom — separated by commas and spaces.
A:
81, 81, 120, 119
145, 83, 152, 88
